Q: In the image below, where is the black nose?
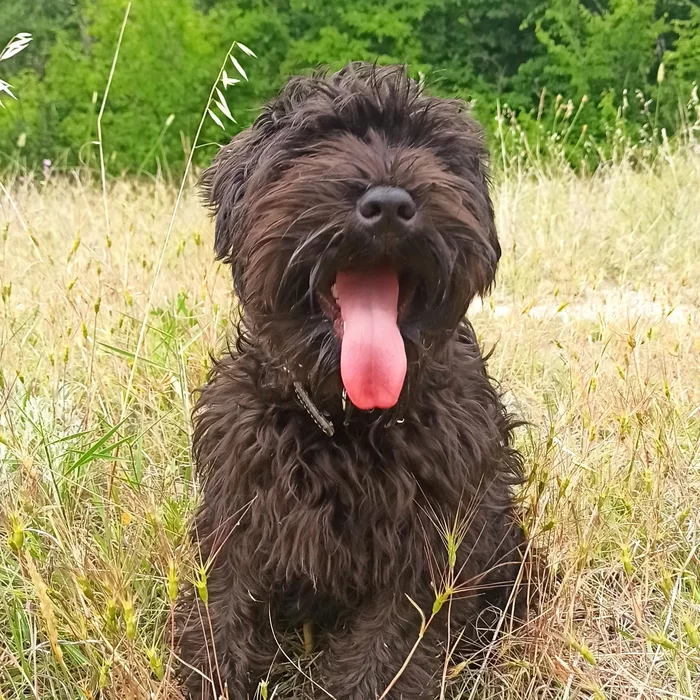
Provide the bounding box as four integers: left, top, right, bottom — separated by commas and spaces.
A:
356, 186, 417, 234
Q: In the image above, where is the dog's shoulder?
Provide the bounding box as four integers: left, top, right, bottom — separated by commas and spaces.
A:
192, 350, 260, 435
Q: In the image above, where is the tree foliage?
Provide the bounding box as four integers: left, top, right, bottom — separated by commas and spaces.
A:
0, 0, 698, 173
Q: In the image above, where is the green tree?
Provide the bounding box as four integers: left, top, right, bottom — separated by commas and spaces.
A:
1, 0, 699, 172
666, 4, 700, 88
2, 0, 230, 172
0, 0, 78, 78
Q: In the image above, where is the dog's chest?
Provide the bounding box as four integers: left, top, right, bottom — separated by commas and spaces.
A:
252, 424, 465, 595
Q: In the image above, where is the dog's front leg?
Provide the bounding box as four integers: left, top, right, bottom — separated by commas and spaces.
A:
315, 590, 441, 700
174, 550, 276, 700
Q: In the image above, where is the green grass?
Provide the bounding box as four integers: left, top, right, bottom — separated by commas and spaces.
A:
0, 153, 699, 698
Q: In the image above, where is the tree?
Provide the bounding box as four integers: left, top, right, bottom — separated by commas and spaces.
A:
1, 0, 699, 172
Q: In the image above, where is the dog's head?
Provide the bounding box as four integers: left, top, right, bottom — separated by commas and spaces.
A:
203, 63, 499, 414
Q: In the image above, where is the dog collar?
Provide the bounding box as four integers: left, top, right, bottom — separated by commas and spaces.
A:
293, 382, 336, 437
292, 381, 359, 437
292, 381, 404, 436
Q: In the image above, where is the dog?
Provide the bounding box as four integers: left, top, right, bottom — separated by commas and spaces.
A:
174, 63, 529, 700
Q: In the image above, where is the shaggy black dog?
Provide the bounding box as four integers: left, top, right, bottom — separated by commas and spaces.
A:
175, 63, 528, 700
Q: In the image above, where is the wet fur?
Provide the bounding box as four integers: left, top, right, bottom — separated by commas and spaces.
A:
174, 64, 529, 699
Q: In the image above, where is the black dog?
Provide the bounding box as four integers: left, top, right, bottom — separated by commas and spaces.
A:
175, 63, 528, 700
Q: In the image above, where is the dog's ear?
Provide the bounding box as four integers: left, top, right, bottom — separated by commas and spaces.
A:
201, 73, 334, 264
478, 166, 501, 280
453, 111, 501, 289
200, 114, 275, 263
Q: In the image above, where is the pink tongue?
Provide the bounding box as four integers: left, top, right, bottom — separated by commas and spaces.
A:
335, 267, 407, 410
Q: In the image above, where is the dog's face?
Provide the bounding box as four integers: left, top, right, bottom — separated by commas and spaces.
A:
203, 64, 500, 413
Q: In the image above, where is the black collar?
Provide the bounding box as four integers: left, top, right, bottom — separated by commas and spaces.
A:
293, 381, 405, 436
293, 381, 337, 437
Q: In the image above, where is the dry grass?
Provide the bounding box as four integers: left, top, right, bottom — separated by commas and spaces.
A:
0, 152, 699, 699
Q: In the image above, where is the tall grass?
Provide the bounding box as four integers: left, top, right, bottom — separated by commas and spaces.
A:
1, 22, 699, 691
1, 143, 698, 697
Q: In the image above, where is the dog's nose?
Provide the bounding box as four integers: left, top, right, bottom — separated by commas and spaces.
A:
356, 186, 417, 233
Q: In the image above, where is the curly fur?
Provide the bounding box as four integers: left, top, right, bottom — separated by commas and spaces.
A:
174, 63, 529, 700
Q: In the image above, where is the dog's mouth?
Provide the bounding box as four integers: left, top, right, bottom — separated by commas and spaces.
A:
317, 266, 418, 411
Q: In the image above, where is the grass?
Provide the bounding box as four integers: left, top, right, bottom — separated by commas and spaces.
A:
0, 148, 699, 699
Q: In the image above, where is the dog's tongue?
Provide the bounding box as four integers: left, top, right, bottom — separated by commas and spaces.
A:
335, 267, 407, 410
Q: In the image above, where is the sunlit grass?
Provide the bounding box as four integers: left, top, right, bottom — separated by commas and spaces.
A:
0, 151, 699, 698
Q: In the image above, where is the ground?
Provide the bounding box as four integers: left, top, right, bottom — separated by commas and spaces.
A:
0, 153, 699, 699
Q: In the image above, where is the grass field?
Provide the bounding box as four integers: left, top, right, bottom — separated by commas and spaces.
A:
1, 150, 699, 699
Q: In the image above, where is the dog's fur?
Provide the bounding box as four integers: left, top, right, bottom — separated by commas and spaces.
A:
174, 64, 528, 700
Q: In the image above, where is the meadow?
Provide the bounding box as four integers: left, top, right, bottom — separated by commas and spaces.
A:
0, 146, 699, 699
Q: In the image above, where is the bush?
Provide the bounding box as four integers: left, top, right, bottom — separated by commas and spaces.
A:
0, 0, 698, 174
